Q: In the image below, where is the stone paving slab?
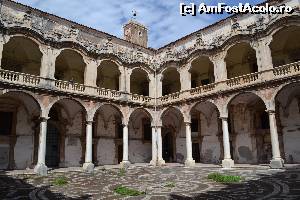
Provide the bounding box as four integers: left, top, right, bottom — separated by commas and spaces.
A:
1, 165, 300, 199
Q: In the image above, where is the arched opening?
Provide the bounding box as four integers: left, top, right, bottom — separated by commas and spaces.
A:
228, 93, 272, 164
1, 36, 42, 75
0, 91, 40, 170
55, 49, 86, 84
130, 68, 149, 96
161, 107, 184, 163
225, 42, 258, 79
97, 60, 120, 90
190, 56, 214, 88
162, 67, 181, 96
93, 104, 123, 165
275, 82, 300, 163
46, 99, 85, 168
270, 26, 300, 67
189, 101, 221, 163
128, 108, 152, 163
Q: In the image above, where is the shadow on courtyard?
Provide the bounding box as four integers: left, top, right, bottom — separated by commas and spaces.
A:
0, 171, 92, 200
170, 167, 300, 200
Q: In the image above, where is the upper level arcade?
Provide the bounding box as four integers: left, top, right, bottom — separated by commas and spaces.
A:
0, 0, 299, 108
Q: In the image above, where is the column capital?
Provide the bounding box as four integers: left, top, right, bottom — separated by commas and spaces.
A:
86, 120, 94, 125
219, 116, 228, 120
122, 123, 129, 127
184, 122, 191, 126
266, 109, 276, 114
40, 116, 49, 122
152, 125, 162, 129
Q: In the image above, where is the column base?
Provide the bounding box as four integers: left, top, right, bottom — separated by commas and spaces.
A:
222, 159, 234, 169
34, 163, 48, 176
83, 162, 94, 173
149, 159, 157, 166
120, 161, 131, 168
184, 159, 195, 167
270, 158, 284, 169
157, 159, 166, 166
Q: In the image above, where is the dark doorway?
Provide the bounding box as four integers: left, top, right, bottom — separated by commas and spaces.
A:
0, 111, 14, 169
45, 122, 60, 167
162, 130, 174, 162
192, 143, 200, 162
117, 144, 123, 163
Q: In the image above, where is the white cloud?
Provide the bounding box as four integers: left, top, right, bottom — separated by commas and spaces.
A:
12, 0, 264, 48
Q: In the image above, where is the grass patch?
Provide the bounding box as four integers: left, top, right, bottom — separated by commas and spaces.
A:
164, 182, 176, 188
118, 168, 126, 177
114, 186, 145, 196
52, 176, 68, 186
208, 172, 241, 183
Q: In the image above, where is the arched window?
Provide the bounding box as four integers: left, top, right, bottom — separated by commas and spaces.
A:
130, 68, 149, 96
225, 42, 257, 79
162, 67, 181, 96
190, 56, 214, 88
55, 50, 86, 84
97, 60, 120, 90
270, 26, 300, 67
2, 36, 42, 75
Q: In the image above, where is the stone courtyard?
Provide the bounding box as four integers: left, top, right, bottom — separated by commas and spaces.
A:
1, 165, 300, 200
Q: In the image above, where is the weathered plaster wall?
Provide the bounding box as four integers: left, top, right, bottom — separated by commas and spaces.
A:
94, 106, 121, 165
97, 139, 117, 165
128, 113, 152, 163
279, 98, 300, 163
60, 101, 83, 167
231, 104, 257, 164
199, 111, 221, 163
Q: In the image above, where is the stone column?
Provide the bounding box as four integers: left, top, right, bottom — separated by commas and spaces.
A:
83, 120, 94, 172
267, 110, 284, 168
124, 68, 131, 93
148, 75, 155, 98
34, 117, 49, 176
40, 46, 60, 79
221, 117, 234, 168
211, 52, 227, 82
180, 67, 191, 91
120, 124, 130, 167
150, 126, 157, 165
157, 74, 163, 97
84, 60, 97, 87
251, 38, 273, 71
119, 68, 126, 92
156, 126, 165, 166
184, 122, 195, 166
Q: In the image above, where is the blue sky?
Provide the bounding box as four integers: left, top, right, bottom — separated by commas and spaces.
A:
13, 0, 264, 48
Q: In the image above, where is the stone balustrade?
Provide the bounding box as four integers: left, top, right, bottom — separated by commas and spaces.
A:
0, 69, 41, 86
226, 72, 260, 87
273, 61, 300, 76
130, 94, 153, 104
55, 80, 85, 92
160, 61, 300, 105
0, 61, 300, 106
190, 83, 216, 95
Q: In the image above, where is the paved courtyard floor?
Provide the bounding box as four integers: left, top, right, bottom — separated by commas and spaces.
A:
1, 164, 300, 200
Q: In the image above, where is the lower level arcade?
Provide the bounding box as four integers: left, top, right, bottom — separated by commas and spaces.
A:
0, 82, 299, 172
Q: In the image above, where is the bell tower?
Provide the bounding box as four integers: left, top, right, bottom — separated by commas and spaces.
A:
123, 12, 148, 48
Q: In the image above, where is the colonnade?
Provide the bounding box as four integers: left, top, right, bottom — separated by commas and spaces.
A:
33, 104, 284, 175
